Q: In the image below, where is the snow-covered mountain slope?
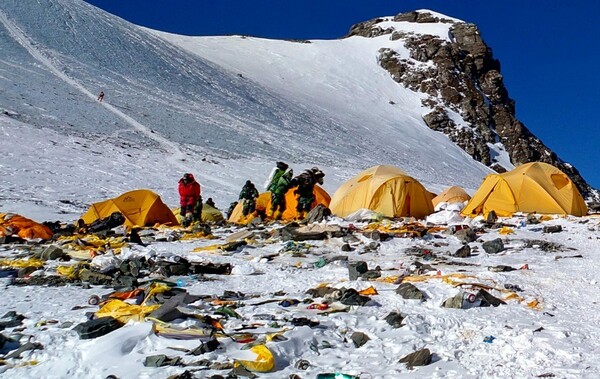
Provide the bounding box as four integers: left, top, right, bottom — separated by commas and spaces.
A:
0, 0, 494, 221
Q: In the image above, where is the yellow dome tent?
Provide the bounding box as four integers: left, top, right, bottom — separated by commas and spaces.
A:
329, 165, 434, 219
461, 162, 588, 217
228, 185, 331, 224
432, 186, 471, 207
81, 189, 179, 228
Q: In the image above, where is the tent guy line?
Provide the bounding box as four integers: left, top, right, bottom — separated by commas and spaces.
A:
0, 9, 190, 173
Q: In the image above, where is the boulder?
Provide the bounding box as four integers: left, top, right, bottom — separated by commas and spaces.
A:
399, 348, 432, 368
454, 244, 471, 258
453, 228, 478, 243
384, 312, 404, 328
396, 282, 425, 300
348, 261, 368, 281
339, 288, 370, 306
442, 293, 464, 309
482, 238, 504, 254
351, 331, 370, 348
302, 204, 332, 224
79, 268, 113, 285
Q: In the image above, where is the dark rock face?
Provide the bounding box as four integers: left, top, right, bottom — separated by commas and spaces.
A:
346, 17, 395, 39
346, 10, 595, 198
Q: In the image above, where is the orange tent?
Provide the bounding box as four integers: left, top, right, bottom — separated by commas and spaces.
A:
0, 213, 53, 240
228, 185, 330, 224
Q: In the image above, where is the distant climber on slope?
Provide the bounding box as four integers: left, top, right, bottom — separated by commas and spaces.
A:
97, 91, 104, 102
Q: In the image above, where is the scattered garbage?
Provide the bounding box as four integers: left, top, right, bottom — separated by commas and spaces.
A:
316, 374, 360, 379
295, 359, 310, 370
0, 203, 578, 377
543, 225, 562, 234
88, 295, 101, 305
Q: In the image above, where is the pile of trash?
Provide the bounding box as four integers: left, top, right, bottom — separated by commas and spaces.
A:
0, 208, 591, 378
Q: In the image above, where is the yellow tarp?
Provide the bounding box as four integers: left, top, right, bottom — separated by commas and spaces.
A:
462, 162, 587, 217
0, 258, 44, 269
329, 165, 434, 220
95, 282, 172, 323
57, 235, 127, 256
95, 299, 160, 323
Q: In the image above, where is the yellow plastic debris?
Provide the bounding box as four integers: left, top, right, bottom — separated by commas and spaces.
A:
358, 286, 378, 296
180, 231, 214, 241
374, 275, 400, 284
498, 227, 514, 235
95, 299, 160, 323
236, 344, 275, 373
192, 244, 222, 252
56, 265, 79, 279
0, 258, 44, 269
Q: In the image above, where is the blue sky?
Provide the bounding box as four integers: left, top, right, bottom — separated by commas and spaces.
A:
84, 0, 600, 189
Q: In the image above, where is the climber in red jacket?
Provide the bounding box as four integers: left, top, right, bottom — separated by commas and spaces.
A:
178, 173, 201, 226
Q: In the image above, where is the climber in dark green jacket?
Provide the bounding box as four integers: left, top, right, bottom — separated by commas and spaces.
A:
239, 180, 259, 217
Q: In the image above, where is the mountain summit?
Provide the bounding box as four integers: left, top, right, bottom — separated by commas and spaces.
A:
344, 10, 594, 197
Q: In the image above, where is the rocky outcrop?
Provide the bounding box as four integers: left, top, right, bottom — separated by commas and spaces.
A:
346, 18, 394, 39
346, 11, 595, 198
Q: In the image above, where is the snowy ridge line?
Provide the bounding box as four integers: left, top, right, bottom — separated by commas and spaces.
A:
0, 9, 189, 172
